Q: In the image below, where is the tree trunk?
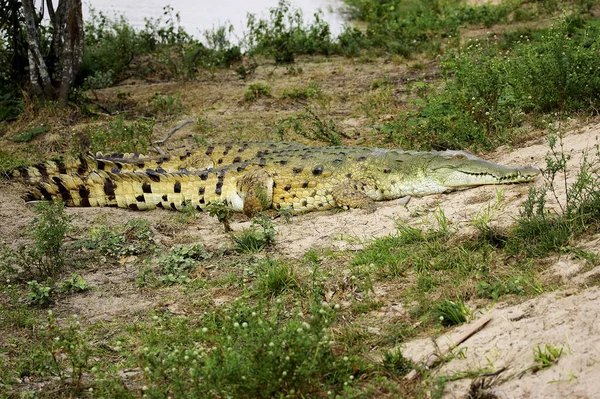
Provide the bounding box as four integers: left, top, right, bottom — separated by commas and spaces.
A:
20, 0, 84, 106
56, 0, 84, 106
21, 0, 54, 99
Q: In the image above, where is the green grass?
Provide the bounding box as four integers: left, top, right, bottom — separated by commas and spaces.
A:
253, 258, 299, 298
381, 17, 600, 150
244, 82, 272, 101
232, 217, 276, 253
85, 117, 154, 154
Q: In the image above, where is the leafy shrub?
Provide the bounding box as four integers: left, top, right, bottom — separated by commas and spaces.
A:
246, 0, 335, 64
0, 201, 73, 280
138, 302, 362, 397
85, 117, 154, 153
80, 9, 144, 87
382, 18, 600, 150
276, 108, 342, 145
157, 244, 210, 285
244, 82, 272, 101
27, 281, 52, 307
233, 217, 276, 253
254, 258, 298, 297
59, 273, 90, 294
85, 219, 155, 259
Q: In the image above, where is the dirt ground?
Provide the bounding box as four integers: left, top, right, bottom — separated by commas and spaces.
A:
2, 48, 600, 395
2, 119, 599, 397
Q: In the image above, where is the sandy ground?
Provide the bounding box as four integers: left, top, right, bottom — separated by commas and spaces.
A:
2, 120, 599, 397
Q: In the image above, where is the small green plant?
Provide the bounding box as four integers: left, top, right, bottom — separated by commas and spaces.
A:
59, 274, 89, 294
157, 244, 210, 285
174, 200, 202, 224
86, 117, 154, 154
254, 258, 298, 297
11, 126, 48, 142
27, 281, 52, 307
533, 344, 564, 371
146, 92, 184, 119
86, 219, 155, 259
433, 300, 470, 327
0, 150, 29, 178
244, 82, 272, 101
44, 312, 92, 395
276, 108, 342, 145
207, 201, 233, 232
278, 206, 293, 223
281, 83, 322, 101
233, 217, 276, 253
136, 300, 360, 397
2, 201, 73, 279
382, 349, 413, 376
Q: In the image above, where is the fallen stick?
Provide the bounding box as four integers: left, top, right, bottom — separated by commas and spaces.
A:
404, 315, 492, 381
153, 119, 194, 145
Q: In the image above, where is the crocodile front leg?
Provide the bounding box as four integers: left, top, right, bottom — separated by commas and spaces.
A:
236, 168, 274, 216
331, 180, 376, 211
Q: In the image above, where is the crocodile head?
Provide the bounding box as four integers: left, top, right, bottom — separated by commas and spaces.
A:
375, 149, 540, 197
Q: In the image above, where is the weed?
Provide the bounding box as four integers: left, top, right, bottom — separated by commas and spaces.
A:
44, 312, 93, 395
58, 273, 89, 294
281, 82, 322, 101
533, 344, 564, 371
85, 218, 155, 259
157, 244, 210, 285
207, 201, 233, 232
244, 82, 272, 101
254, 258, 298, 298
276, 108, 342, 145
85, 117, 154, 154
433, 300, 470, 327
2, 201, 71, 280
383, 349, 414, 376
146, 92, 184, 119
26, 281, 52, 307
233, 217, 277, 253
137, 301, 361, 397
509, 133, 600, 257
277, 206, 294, 223
11, 126, 48, 142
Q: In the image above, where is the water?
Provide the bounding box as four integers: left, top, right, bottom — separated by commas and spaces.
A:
82, 0, 349, 41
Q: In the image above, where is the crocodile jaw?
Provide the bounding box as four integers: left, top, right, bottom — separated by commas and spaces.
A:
440, 165, 540, 189
387, 165, 540, 197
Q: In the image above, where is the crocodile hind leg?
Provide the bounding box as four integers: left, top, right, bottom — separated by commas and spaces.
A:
331, 180, 376, 212
236, 168, 274, 216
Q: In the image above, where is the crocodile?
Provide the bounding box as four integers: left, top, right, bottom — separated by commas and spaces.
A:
20, 143, 540, 215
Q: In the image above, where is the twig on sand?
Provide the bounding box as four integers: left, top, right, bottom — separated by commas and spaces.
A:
404, 315, 492, 381
153, 119, 194, 145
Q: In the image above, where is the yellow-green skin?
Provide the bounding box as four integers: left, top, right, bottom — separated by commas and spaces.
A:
20, 142, 539, 215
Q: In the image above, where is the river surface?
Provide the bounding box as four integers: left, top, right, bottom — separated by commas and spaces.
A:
81, 0, 349, 41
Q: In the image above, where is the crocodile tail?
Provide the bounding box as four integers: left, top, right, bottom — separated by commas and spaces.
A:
12, 157, 90, 184
23, 170, 213, 212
